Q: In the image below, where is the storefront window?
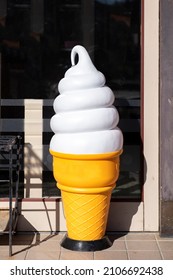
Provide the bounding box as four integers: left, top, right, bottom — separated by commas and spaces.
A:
0, 0, 141, 200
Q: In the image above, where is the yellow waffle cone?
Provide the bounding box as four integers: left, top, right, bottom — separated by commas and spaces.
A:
50, 150, 122, 241
60, 186, 112, 240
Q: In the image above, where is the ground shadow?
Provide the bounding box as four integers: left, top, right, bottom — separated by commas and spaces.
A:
0, 214, 62, 257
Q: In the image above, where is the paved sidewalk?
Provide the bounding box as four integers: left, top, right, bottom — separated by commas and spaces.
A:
0, 232, 173, 260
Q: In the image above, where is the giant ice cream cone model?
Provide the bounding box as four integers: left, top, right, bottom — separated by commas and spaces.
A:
50, 45, 123, 251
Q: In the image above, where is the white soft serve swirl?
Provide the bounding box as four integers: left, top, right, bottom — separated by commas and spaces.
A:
50, 45, 123, 154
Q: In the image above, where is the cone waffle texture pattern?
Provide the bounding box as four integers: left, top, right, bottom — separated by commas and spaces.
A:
61, 190, 111, 240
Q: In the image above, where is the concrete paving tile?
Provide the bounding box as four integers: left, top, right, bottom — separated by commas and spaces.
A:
10, 239, 35, 246
11, 245, 31, 255
20, 244, 42, 252
158, 241, 173, 251
107, 233, 126, 240
2, 233, 172, 260
23, 241, 61, 252
13, 233, 36, 241
37, 240, 61, 251
155, 233, 173, 240
128, 250, 162, 260
125, 233, 156, 240
94, 250, 128, 260
0, 245, 9, 251
126, 241, 159, 251
1, 234, 36, 247
26, 250, 60, 260
37, 233, 65, 242
0, 250, 27, 260
60, 251, 94, 260
105, 240, 126, 251
161, 251, 173, 260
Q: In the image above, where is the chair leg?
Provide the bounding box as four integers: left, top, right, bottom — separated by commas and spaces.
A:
9, 148, 13, 257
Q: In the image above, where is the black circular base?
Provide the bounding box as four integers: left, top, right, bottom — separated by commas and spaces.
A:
61, 235, 112, 251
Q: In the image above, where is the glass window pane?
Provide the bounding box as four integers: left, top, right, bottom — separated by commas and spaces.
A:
0, 0, 141, 200
94, 0, 141, 199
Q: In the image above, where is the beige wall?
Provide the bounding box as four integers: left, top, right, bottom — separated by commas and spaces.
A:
143, 0, 159, 231
24, 100, 43, 198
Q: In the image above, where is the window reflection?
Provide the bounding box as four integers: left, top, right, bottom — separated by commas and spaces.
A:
0, 0, 141, 200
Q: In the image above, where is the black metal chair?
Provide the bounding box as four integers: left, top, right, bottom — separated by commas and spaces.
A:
0, 135, 22, 256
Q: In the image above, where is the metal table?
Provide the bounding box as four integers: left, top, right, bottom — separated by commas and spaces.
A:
0, 135, 22, 256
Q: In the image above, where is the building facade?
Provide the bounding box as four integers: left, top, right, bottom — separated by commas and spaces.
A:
0, 0, 172, 235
